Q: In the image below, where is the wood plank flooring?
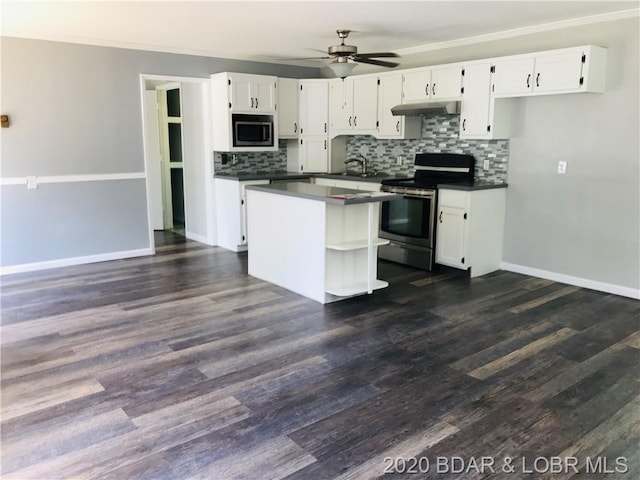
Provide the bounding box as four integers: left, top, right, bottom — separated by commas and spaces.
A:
1, 231, 638, 479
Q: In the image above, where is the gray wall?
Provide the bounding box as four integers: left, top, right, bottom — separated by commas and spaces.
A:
0, 37, 319, 268
503, 19, 639, 290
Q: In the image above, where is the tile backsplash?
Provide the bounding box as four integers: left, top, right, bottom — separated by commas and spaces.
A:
213, 115, 509, 182
213, 140, 289, 173
347, 115, 509, 182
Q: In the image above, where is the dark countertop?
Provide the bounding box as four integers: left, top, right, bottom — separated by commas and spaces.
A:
214, 170, 395, 183
438, 181, 508, 191
245, 181, 401, 205
214, 170, 312, 181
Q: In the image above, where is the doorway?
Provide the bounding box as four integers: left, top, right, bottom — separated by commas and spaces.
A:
140, 74, 215, 252
157, 84, 185, 233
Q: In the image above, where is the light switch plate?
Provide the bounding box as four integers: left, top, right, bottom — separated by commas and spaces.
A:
557, 161, 567, 174
396, 155, 403, 165
26, 176, 38, 189
483, 159, 490, 170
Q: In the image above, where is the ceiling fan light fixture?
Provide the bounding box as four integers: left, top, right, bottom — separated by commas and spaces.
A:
326, 60, 357, 78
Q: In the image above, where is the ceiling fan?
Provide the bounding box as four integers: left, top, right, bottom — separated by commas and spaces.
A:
293, 29, 400, 77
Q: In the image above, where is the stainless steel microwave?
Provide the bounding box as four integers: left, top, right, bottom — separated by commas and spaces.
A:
232, 114, 274, 147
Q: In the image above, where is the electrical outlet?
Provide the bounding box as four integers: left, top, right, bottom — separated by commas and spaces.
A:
26, 176, 38, 189
396, 155, 403, 165
557, 160, 567, 174
483, 159, 490, 170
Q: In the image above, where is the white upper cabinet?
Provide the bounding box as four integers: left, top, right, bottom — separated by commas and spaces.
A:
459, 62, 509, 140
492, 46, 607, 97
376, 72, 421, 139
329, 76, 378, 135
402, 64, 463, 103
277, 78, 299, 138
299, 79, 329, 136
460, 63, 493, 139
227, 73, 277, 113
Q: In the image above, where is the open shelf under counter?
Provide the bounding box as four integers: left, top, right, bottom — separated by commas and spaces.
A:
326, 238, 390, 251
326, 280, 389, 297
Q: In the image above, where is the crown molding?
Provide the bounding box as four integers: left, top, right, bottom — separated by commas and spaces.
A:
396, 8, 640, 56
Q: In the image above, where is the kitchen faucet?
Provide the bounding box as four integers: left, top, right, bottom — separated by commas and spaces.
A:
344, 154, 369, 175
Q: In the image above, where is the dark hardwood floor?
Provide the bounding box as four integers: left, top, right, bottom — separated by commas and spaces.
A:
1, 231, 638, 479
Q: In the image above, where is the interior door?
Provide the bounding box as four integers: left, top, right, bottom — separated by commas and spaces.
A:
157, 84, 185, 230
143, 90, 164, 230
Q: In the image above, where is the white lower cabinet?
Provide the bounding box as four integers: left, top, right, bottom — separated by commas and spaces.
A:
215, 178, 270, 252
436, 188, 506, 277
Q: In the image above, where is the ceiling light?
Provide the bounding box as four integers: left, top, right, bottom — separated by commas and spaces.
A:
326, 60, 357, 79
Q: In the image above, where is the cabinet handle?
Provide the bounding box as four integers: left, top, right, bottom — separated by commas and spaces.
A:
324, 122, 327, 133
251, 97, 254, 108
255, 97, 259, 108
439, 211, 443, 223
396, 120, 400, 132
432, 83, 436, 96
294, 122, 297, 133
425, 84, 429, 96
324, 139, 327, 150
348, 116, 352, 126
526, 74, 531, 89
300, 127, 303, 134
462, 118, 466, 131
354, 116, 357, 127
536, 73, 540, 88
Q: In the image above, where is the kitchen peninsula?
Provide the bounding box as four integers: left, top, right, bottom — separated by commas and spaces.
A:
245, 182, 399, 303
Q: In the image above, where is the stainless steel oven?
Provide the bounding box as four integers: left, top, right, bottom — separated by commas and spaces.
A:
378, 152, 475, 270
379, 186, 437, 270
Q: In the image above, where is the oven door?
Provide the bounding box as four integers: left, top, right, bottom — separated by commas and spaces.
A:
379, 191, 436, 249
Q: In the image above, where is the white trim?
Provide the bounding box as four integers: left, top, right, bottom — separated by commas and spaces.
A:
0, 248, 153, 276
0, 172, 145, 186
396, 8, 640, 56
501, 262, 640, 300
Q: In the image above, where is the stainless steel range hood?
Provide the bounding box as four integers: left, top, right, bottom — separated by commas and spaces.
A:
391, 101, 460, 116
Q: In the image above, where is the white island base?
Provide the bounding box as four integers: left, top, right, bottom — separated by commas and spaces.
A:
246, 183, 397, 304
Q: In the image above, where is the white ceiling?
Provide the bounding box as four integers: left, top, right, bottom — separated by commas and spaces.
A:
2, 1, 638, 69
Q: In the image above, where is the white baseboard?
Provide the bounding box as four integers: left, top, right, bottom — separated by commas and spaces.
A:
501, 262, 640, 300
0, 248, 154, 276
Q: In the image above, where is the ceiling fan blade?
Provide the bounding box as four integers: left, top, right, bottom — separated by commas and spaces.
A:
354, 52, 399, 58
352, 57, 399, 68
274, 56, 332, 60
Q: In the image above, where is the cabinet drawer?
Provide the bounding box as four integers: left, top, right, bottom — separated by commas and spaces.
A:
439, 189, 468, 208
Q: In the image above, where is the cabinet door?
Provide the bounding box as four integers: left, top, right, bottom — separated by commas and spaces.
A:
239, 180, 271, 245
352, 76, 378, 131
431, 65, 463, 99
229, 74, 254, 112
436, 206, 467, 268
329, 79, 352, 131
533, 51, 584, 94
377, 73, 403, 137
301, 137, 329, 173
402, 69, 431, 103
254, 78, 277, 112
278, 78, 299, 138
460, 63, 492, 139
491, 57, 535, 96
300, 81, 329, 136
